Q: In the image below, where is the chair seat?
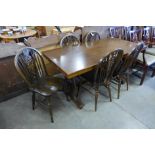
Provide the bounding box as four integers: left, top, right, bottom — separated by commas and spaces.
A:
138, 52, 155, 66
31, 76, 63, 96
145, 48, 155, 56
33, 85, 57, 96
47, 75, 63, 90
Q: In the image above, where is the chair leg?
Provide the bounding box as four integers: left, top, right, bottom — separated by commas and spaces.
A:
76, 84, 80, 97
63, 79, 71, 101
117, 78, 121, 99
32, 92, 35, 110
140, 65, 148, 85
121, 75, 128, 91
107, 85, 112, 102
95, 89, 99, 112
47, 97, 54, 123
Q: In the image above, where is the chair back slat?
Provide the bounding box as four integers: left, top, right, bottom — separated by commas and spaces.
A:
130, 42, 145, 67
109, 27, 125, 39
109, 27, 121, 38
60, 34, 80, 47
94, 49, 123, 86
114, 42, 145, 76
84, 31, 100, 43
14, 47, 48, 87
142, 27, 151, 42
129, 30, 139, 42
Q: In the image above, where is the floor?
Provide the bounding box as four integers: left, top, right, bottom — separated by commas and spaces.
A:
0, 72, 155, 129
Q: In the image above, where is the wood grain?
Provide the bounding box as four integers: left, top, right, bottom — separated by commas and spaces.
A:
43, 38, 137, 79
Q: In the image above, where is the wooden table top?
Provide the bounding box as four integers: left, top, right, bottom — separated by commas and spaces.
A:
43, 38, 137, 79
0, 29, 37, 39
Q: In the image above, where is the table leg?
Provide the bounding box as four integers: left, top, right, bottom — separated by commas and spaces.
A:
64, 77, 84, 109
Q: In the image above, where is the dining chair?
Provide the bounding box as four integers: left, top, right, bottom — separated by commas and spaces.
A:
142, 26, 152, 46
109, 27, 123, 39
120, 26, 131, 40
73, 28, 82, 43
143, 27, 155, 56
150, 27, 155, 47
129, 27, 155, 84
113, 42, 145, 98
14, 47, 63, 122
136, 45, 155, 85
84, 31, 101, 43
77, 49, 123, 111
109, 27, 116, 38
129, 29, 139, 42
144, 31, 155, 56
60, 34, 80, 47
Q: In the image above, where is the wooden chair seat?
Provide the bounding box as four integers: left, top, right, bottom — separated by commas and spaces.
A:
138, 52, 155, 66
31, 76, 62, 96
32, 83, 57, 97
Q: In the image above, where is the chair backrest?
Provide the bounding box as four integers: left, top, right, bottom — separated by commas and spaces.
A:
150, 27, 155, 45
142, 27, 151, 42
109, 27, 116, 38
142, 26, 155, 46
84, 31, 100, 43
130, 42, 145, 67
60, 34, 80, 47
94, 49, 123, 86
129, 30, 139, 42
109, 27, 122, 38
114, 43, 144, 76
122, 26, 132, 40
14, 47, 48, 87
